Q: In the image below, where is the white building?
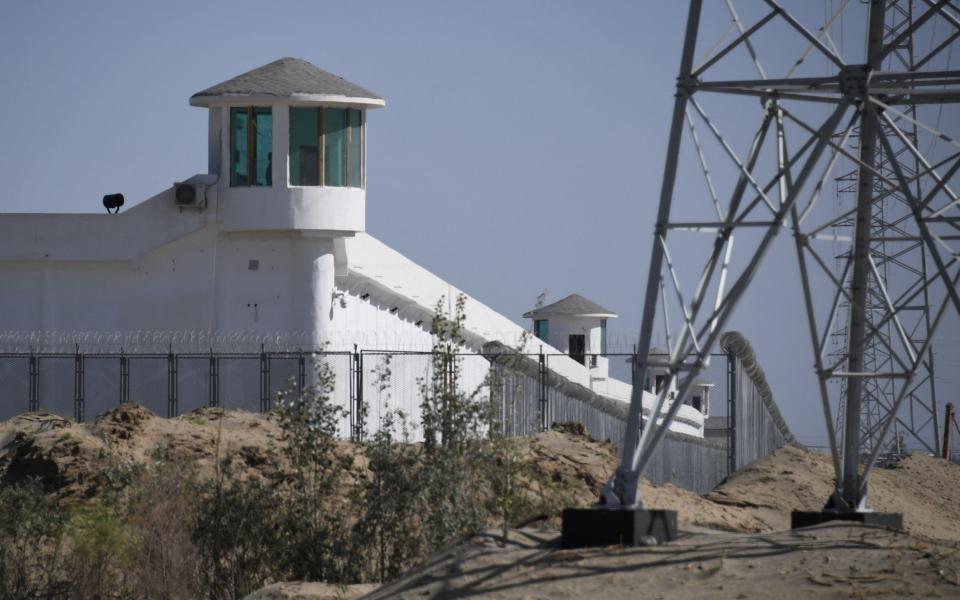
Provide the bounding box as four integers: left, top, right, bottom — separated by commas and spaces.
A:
0, 58, 705, 437
524, 293, 616, 381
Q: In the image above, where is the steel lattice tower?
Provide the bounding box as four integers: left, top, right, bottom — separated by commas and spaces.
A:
600, 0, 960, 513
832, 0, 941, 459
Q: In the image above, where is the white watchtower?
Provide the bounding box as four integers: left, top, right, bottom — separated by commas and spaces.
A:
189, 58, 385, 346
524, 294, 616, 379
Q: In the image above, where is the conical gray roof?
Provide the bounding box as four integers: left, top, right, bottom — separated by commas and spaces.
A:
523, 294, 616, 319
190, 57, 384, 107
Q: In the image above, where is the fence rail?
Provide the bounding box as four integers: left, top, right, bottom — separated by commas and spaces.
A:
0, 333, 795, 494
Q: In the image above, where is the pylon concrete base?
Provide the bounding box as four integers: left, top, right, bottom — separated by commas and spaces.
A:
561, 506, 678, 548
791, 510, 903, 531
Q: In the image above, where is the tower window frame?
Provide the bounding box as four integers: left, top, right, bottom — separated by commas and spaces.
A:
534, 319, 549, 342
600, 319, 608, 356
230, 106, 273, 187
288, 106, 364, 188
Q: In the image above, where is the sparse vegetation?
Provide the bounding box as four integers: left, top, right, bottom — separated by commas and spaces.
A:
0, 296, 580, 598
0, 480, 68, 599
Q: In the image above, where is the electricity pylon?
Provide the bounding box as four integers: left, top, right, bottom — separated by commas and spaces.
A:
832, 0, 941, 459
602, 0, 960, 515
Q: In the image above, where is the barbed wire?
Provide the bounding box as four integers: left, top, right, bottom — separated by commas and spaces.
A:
0, 330, 588, 354
0, 329, 667, 355
0, 330, 318, 354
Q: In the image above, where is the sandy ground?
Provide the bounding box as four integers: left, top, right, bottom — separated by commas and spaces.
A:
364, 524, 960, 600
706, 445, 960, 541
5, 405, 960, 598
245, 582, 377, 600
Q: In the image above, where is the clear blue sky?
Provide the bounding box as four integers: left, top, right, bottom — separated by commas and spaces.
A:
2, 1, 957, 447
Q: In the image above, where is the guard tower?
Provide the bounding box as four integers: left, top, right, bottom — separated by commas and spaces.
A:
189, 57, 384, 347
190, 57, 384, 233
524, 294, 616, 379
642, 346, 675, 401
689, 380, 713, 415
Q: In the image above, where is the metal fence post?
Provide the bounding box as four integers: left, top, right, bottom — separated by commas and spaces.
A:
208, 349, 219, 408
631, 346, 642, 436
348, 347, 356, 441
538, 350, 547, 432
167, 348, 178, 418
353, 350, 364, 441
74, 347, 85, 423
727, 350, 737, 474
119, 348, 130, 405
259, 345, 270, 412
28, 352, 39, 412
943, 403, 955, 460
297, 349, 306, 397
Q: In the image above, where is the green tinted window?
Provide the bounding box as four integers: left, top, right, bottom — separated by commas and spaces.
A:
324, 108, 347, 187
289, 107, 320, 186
349, 109, 362, 188
230, 107, 272, 186
254, 109, 272, 185
287, 107, 362, 188
601, 319, 607, 355
230, 108, 247, 186
534, 319, 549, 342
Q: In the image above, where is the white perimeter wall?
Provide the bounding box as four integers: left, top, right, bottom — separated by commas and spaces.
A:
0, 219, 704, 437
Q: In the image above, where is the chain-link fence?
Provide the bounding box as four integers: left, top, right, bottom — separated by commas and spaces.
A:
721, 331, 798, 471
0, 335, 794, 493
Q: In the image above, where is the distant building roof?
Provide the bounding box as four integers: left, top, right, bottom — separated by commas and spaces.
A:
190, 57, 385, 108
523, 294, 617, 319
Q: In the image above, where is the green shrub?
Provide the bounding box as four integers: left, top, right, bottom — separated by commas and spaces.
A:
0, 295, 586, 594
66, 502, 140, 598
273, 356, 357, 583
192, 463, 281, 599
127, 450, 202, 599
0, 480, 69, 599
353, 356, 425, 582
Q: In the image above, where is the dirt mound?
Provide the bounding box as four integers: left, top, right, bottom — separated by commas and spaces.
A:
869, 453, 960, 541
0, 412, 105, 498
3, 405, 960, 543
91, 402, 155, 440
706, 445, 833, 529
532, 428, 769, 533
0, 406, 627, 510
706, 445, 960, 541
0, 404, 289, 501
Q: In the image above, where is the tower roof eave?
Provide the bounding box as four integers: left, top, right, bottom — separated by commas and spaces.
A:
189, 57, 384, 108
189, 93, 385, 108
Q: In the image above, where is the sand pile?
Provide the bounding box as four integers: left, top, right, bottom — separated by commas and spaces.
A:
0, 404, 291, 501
529, 429, 771, 533
707, 445, 960, 540
3, 404, 960, 543
7, 405, 960, 598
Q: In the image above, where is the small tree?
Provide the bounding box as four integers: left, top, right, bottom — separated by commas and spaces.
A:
415, 295, 488, 547
0, 480, 68, 599
273, 355, 355, 582
66, 501, 140, 599
481, 316, 553, 540
192, 463, 281, 599
354, 355, 425, 582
